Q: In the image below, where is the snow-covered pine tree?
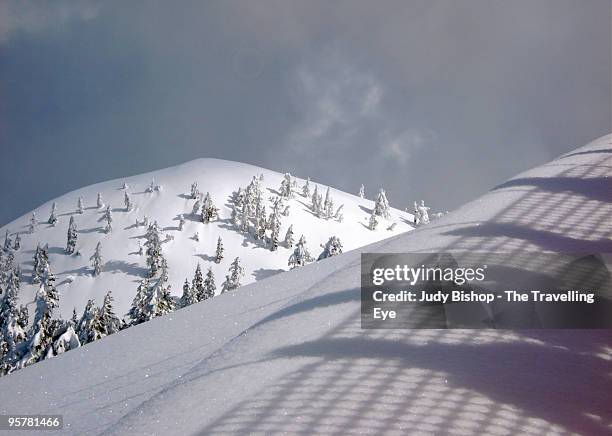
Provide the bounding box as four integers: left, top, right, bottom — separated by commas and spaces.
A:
48, 202, 58, 226
255, 204, 267, 241
31, 244, 48, 284
311, 186, 323, 217
51, 323, 80, 356
323, 187, 334, 219
178, 214, 185, 231
139, 262, 175, 321
191, 263, 204, 301
368, 210, 379, 230
76, 299, 105, 344
66, 216, 78, 254
288, 235, 313, 268
190, 181, 200, 199
201, 192, 219, 223
3, 230, 11, 252
358, 184, 365, 198
202, 267, 216, 300
100, 291, 122, 335
284, 224, 294, 248
77, 196, 84, 214
318, 236, 343, 260
103, 205, 113, 233
334, 204, 344, 223
373, 189, 391, 218
279, 173, 293, 198
20, 268, 59, 366
221, 257, 244, 293
234, 187, 245, 208
144, 222, 163, 277
124, 191, 133, 212
127, 278, 149, 326
192, 197, 202, 216
215, 237, 224, 263
231, 205, 240, 228
122, 182, 128, 190
97, 193, 104, 209
179, 279, 197, 308
302, 177, 311, 198
146, 180, 155, 193
12, 233, 20, 251
28, 212, 36, 234
240, 201, 251, 233
416, 200, 430, 225
90, 242, 103, 276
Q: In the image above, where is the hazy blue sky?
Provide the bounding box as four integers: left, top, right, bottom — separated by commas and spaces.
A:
0, 0, 610, 226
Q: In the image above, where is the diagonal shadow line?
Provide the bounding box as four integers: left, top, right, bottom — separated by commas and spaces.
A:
443, 222, 612, 252
491, 176, 612, 203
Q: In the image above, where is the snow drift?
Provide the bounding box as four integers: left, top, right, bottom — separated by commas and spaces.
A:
0, 134, 610, 435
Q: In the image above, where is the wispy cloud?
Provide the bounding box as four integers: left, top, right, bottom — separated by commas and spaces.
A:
0, 0, 101, 44
286, 50, 434, 166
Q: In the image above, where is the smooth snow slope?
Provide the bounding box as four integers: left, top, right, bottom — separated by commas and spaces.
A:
0, 159, 413, 319
0, 135, 611, 435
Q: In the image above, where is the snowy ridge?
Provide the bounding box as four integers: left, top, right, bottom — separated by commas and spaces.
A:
0, 135, 611, 435
0, 158, 414, 320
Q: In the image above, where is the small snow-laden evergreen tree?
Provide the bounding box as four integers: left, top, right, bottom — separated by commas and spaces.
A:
221, 257, 244, 293
311, 186, 323, 218
302, 177, 311, 198
179, 279, 197, 308
288, 235, 313, 268
90, 242, 103, 276
0, 270, 26, 369
97, 193, 104, 209
100, 291, 122, 335
121, 182, 128, 190
28, 212, 37, 234
201, 192, 219, 224
284, 224, 294, 248
373, 189, 391, 219
47, 202, 58, 226
3, 230, 11, 252
334, 204, 344, 223
215, 237, 224, 264
76, 299, 105, 344
13, 233, 20, 251
77, 196, 84, 214
191, 263, 204, 301
178, 214, 185, 231
255, 205, 267, 241
140, 262, 175, 321
234, 187, 245, 208
145, 222, 164, 277
192, 196, 202, 216
231, 206, 240, 229
190, 181, 200, 199
202, 268, 216, 300
318, 236, 343, 260
279, 173, 293, 198
124, 191, 133, 212
368, 210, 379, 230
127, 278, 150, 326
32, 244, 49, 284
19, 268, 59, 367
240, 201, 251, 233
323, 188, 335, 219
51, 323, 80, 356
103, 205, 113, 233
415, 200, 430, 225
146, 180, 155, 193
358, 184, 365, 198
66, 216, 78, 254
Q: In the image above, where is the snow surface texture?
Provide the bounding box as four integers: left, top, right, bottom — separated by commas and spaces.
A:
0, 134, 611, 435
0, 160, 414, 320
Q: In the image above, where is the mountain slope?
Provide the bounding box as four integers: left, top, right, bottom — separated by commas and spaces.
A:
0, 159, 414, 319
0, 134, 610, 435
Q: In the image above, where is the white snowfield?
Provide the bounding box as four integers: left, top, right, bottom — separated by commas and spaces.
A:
0, 134, 611, 435
0, 159, 414, 320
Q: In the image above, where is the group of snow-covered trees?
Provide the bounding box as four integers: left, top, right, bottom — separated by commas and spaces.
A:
0, 232, 127, 375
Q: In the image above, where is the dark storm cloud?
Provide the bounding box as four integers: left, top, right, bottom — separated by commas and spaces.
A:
0, 0, 610, 225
